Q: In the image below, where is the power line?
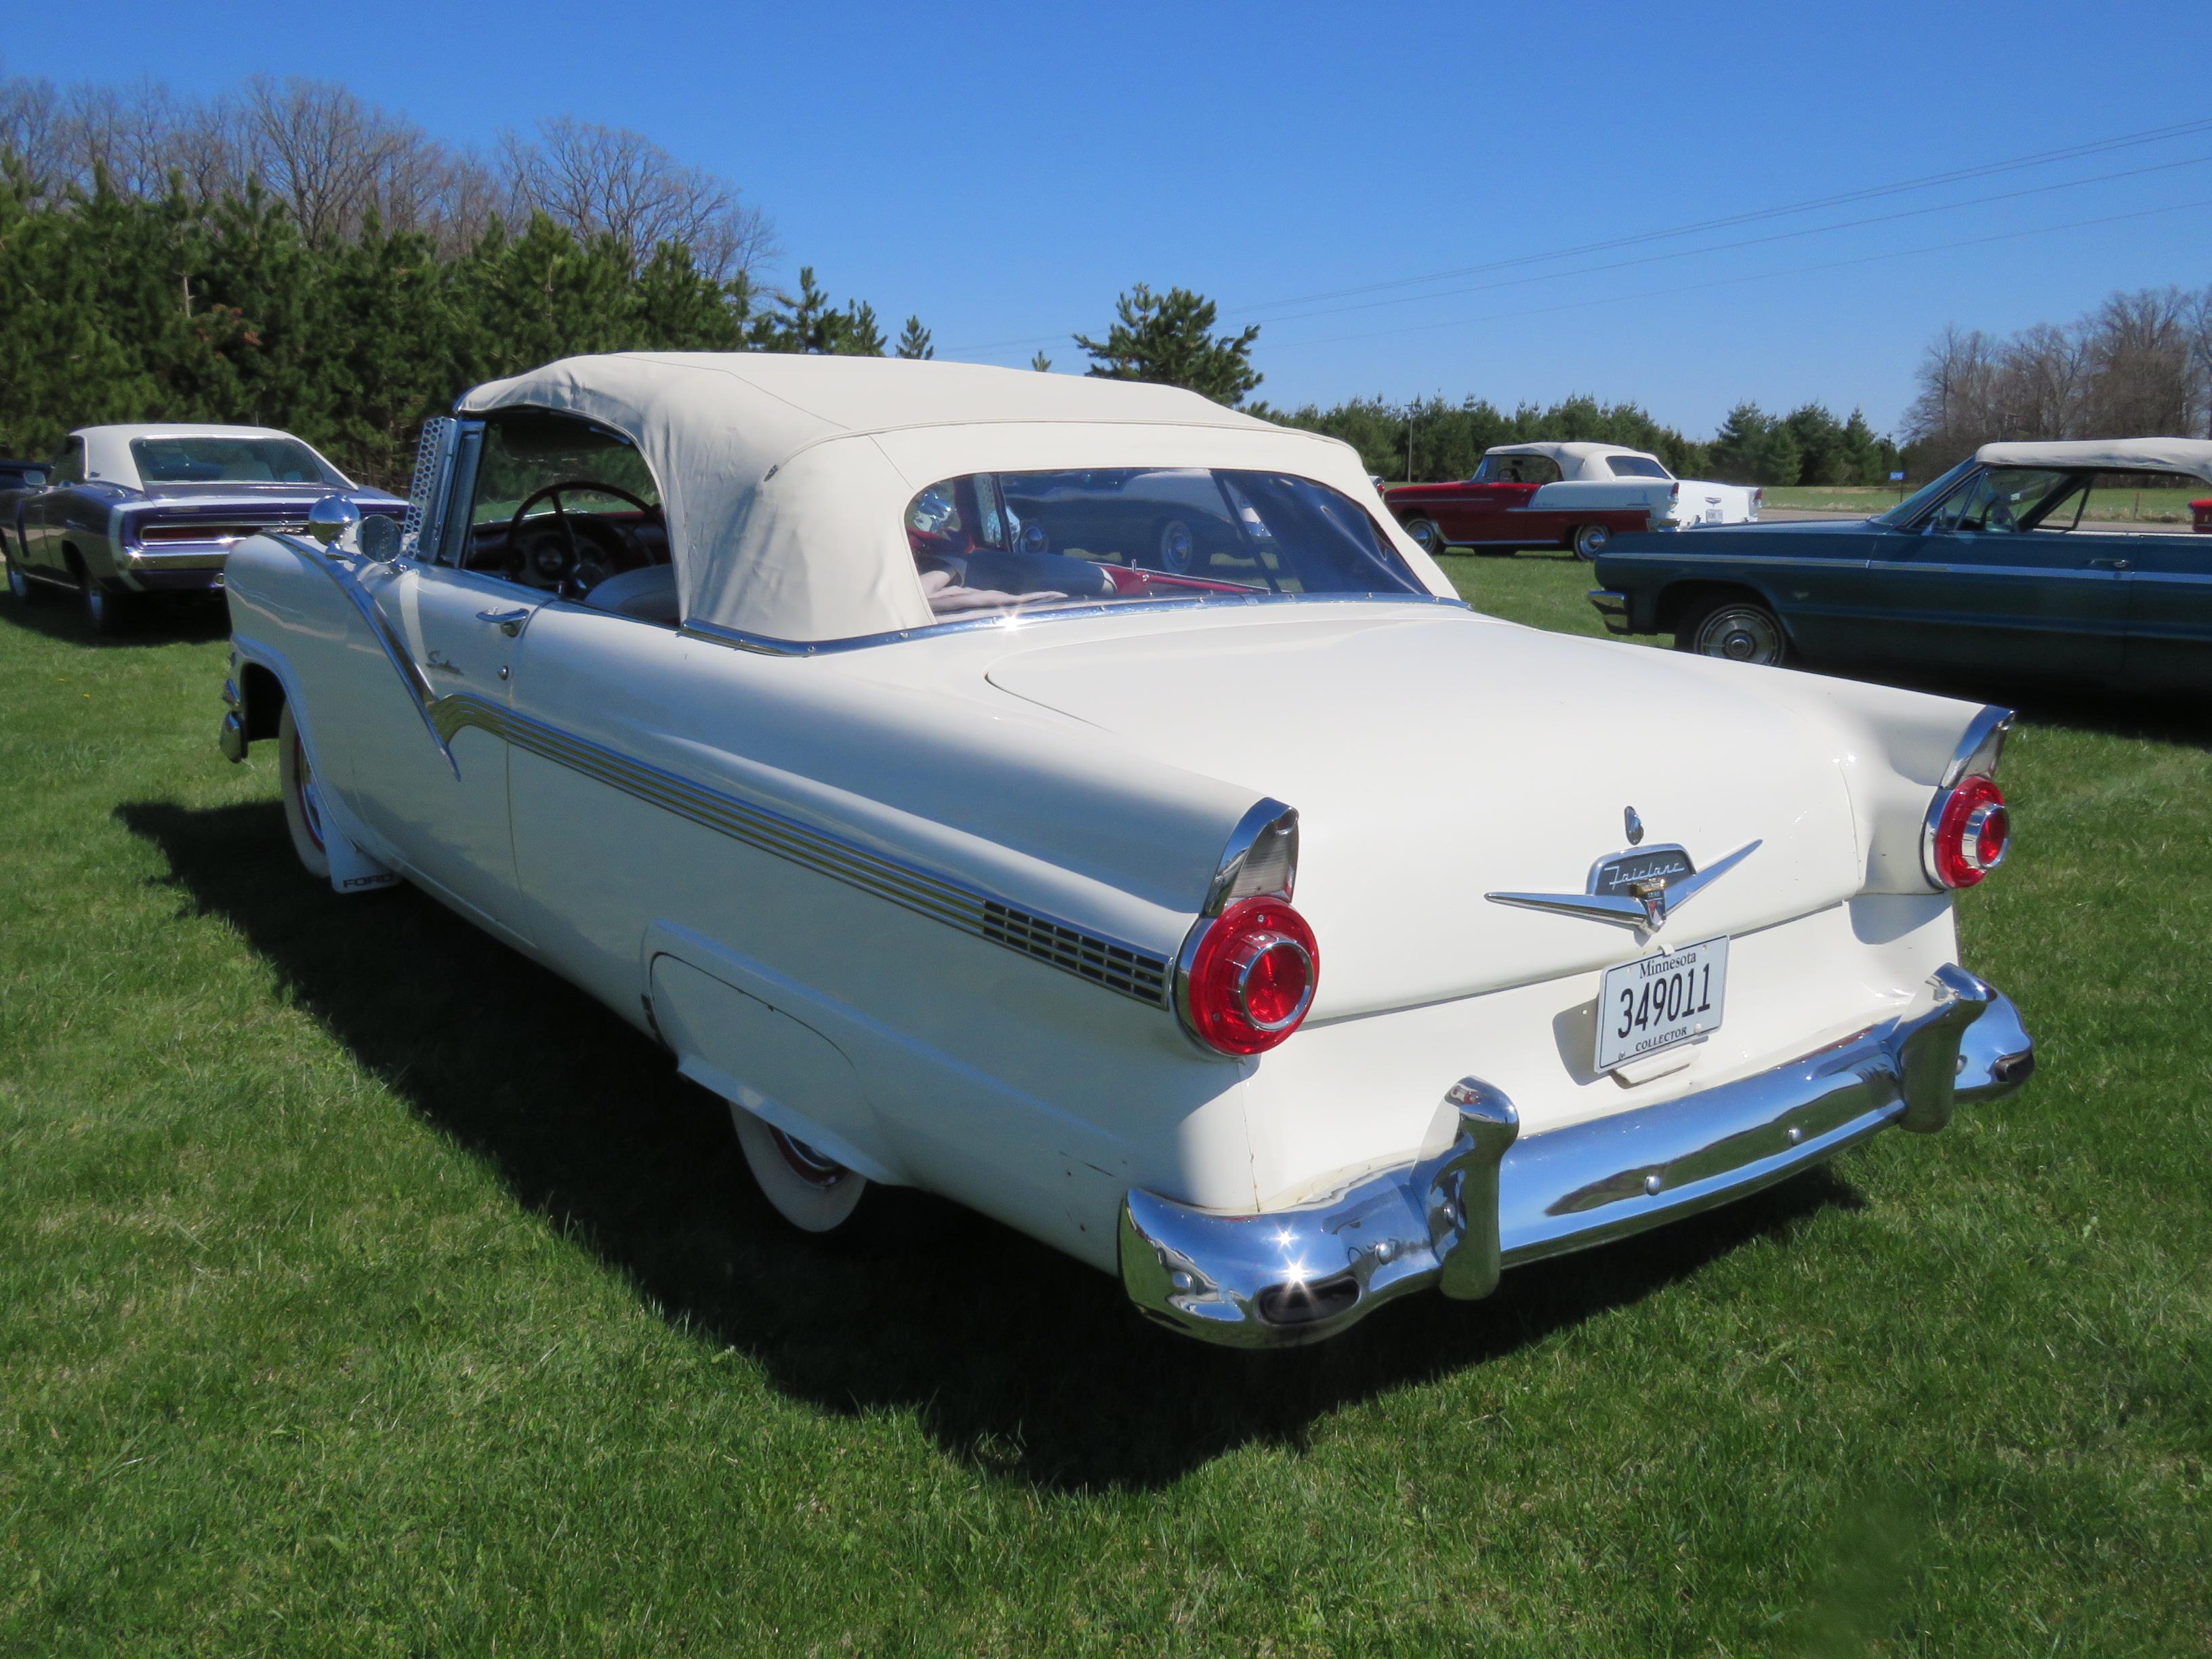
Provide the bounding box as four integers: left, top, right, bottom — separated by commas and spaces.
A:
1231, 115, 2212, 316
1242, 152, 2212, 332
1258, 197, 2212, 356
941, 115, 2212, 357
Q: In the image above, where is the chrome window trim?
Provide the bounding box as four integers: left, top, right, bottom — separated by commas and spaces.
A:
679, 592, 1473, 658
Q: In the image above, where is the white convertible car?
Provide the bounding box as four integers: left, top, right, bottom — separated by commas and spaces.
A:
218, 355, 2033, 1347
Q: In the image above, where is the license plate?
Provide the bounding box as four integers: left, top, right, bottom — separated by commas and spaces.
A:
1596, 936, 1729, 1073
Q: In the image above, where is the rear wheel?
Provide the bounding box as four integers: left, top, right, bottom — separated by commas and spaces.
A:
1401, 516, 1446, 556
1572, 523, 1612, 560
1679, 596, 1789, 665
75, 566, 129, 634
278, 703, 332, 881
5, 554, 39, 603
1158, 518, 1196, 573
731, 1108, 872, 1234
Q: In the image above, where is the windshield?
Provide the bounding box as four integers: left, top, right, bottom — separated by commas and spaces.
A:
905, 468, 1425, 621
1876, 459, 1978, 526
1605, 455, 1671, 479
131, 435, 346, 487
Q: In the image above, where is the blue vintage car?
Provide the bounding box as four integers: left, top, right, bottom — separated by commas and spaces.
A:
1589, 439, 2212, 692
3, 424, 402, 633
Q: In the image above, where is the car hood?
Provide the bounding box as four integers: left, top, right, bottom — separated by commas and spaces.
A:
984, 611, 1866, 1015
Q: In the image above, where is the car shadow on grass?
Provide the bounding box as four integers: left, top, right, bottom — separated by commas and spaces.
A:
120, 796, 1866, 1494
1, 588, 229, 649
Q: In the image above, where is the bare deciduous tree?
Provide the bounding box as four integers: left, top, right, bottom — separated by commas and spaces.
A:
497, 116, 776, 280
237, 75, 455, 242
1905, 287, 2212, 465
0, 70, 781, 272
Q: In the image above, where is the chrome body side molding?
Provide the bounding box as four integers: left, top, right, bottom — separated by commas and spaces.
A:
431, 692, 1174, 1009
268, 532, 458, 777
1119, 963, 2033, 1347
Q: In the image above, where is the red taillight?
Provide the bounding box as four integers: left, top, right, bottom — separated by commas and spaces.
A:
1927, 775, 2009, 888
1180, 897, 1319, 1055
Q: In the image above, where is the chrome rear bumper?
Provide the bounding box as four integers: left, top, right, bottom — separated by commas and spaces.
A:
1119, 964, 2032, 1347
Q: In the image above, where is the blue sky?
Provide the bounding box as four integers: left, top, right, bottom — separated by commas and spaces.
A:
7, 0, 2206, 436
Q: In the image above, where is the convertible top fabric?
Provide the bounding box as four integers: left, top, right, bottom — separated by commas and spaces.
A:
458, 353, 1454, 640
1482, 441, 1663, 482
1975, 437, 2212, 480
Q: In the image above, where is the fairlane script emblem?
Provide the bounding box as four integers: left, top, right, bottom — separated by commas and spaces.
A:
1486, 837, 1762, 933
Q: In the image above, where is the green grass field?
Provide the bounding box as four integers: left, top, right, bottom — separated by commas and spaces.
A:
1765, 484, 2205, 524
3, 562, 2207, 1656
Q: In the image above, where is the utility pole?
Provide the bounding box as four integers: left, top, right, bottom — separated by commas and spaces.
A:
1406, 399, 1416, 485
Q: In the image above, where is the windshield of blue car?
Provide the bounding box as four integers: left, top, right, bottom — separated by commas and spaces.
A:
905, 468, 1426, 619
1876, 459, 1978, 527
130, 436, 346, 487
1605, 455, 1671, 479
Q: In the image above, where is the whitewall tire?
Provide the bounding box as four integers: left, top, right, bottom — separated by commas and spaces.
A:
731, 1107, 871, 1233
1572, 523, 1612, 560
278, 703, 333, 881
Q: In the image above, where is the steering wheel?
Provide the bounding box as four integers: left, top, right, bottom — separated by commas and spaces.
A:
505, 480, 661, 596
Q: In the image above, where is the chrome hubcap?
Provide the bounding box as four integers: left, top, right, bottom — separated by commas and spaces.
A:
1696, 607, 1782, 663
1160, 521, 1193, 573
769, 1126, 848, 1189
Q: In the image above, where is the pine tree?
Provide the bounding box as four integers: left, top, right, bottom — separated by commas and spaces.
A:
895, 315, 933, 360
1030, 350, 1052, 373
1075, 285, 1260, 405
837, 300, 886, 356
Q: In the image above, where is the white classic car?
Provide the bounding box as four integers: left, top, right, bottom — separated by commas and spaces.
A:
218, 355, 2032, 1347
1384, 441, 1762, 560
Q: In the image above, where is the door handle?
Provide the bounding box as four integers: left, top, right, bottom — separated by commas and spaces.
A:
476, 607, 532, 636
2087, 557, 2133, 572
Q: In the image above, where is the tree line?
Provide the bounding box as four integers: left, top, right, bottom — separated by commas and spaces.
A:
1259, 394, 1900, 487
1901, 286, 2212, 473
0, 73, 931, 486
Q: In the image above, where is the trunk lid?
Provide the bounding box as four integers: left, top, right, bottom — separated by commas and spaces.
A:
985, 609, 1865, 1017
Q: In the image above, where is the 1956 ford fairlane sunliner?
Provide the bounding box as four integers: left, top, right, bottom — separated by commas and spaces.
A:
217, 354, 2034, 1347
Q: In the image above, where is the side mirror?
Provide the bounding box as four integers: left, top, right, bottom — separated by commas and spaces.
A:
356, 513, 402, 563
306, 496, 362, 547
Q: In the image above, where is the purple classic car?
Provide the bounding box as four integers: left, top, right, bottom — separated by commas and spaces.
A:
3, 424, 401, 632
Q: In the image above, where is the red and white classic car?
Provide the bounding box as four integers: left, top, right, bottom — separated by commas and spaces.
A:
1383, 442, 1762, 560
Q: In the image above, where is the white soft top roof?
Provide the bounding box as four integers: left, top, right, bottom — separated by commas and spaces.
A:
1975, 437, 2212, 481
459, 352, 1453, 641
71, 423, 352, 491
1483, 441, 1666, 482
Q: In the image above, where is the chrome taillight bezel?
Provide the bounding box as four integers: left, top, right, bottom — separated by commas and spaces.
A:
1922, 708, 2014, 890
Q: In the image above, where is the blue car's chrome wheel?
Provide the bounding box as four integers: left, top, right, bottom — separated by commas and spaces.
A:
1685, 600, 1787, 666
